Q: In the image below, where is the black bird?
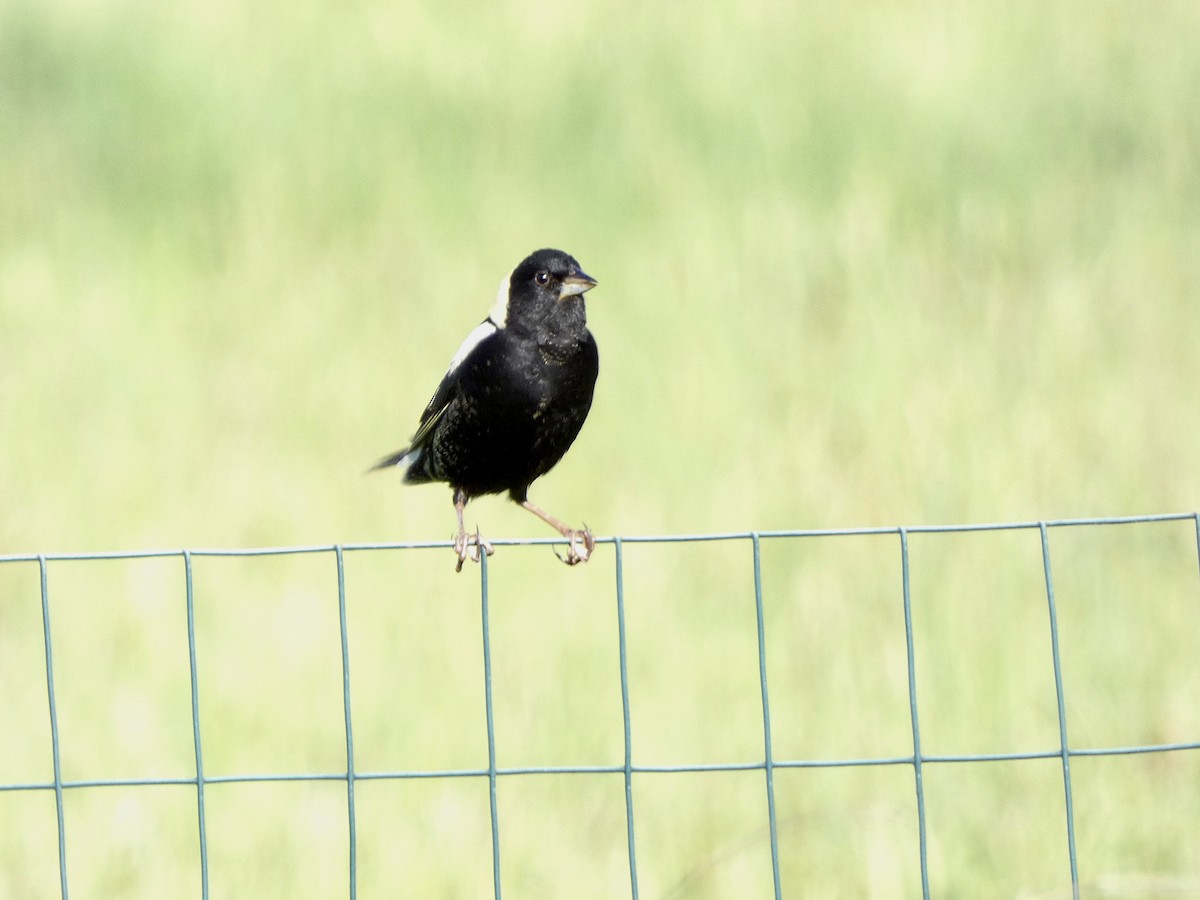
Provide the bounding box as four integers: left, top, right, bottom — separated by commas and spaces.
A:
373, 248, 600, 572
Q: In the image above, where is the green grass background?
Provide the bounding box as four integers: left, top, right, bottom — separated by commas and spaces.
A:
2, 0, 1200, 895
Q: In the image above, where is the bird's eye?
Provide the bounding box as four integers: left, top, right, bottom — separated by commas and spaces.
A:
535, 271, 550, 285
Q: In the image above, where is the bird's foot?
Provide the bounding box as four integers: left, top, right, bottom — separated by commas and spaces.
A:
553, 526, 596, 566
454, 527, 494, 573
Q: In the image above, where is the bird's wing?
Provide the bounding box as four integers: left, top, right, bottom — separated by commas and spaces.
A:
368, 366, 459, 472
407, 374, 456, 450
408, 319, 501, 449
371, 319, 499, 474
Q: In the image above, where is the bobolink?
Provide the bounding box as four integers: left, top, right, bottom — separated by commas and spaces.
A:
373, 248, 600, 572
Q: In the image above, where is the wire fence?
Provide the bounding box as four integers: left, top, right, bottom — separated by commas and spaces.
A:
3, 511, 1200, 899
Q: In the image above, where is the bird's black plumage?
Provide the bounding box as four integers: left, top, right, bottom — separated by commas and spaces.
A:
373, 248, 600, 570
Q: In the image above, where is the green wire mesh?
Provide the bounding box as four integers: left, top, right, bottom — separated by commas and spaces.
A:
4, 512, 1200, 899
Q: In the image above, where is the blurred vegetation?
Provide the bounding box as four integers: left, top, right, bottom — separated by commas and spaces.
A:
2, 0, 1199, 895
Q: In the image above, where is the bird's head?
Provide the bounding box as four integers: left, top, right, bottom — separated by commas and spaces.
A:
490, 248, 597, 334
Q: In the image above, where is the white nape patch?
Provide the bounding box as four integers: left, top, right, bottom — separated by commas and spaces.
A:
448, 319, 498, 374
488, 274, 511, 328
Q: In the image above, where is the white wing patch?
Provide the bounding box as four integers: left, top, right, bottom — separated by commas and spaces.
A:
448, 319, 498, 374
488, 274, 511, 328
442, 271, 510, 376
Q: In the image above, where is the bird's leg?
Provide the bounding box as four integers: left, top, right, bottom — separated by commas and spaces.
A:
520, 499, 595, 566
452, 489, 493, 573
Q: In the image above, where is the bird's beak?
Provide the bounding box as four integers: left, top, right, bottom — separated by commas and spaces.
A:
559, 270, 598, 300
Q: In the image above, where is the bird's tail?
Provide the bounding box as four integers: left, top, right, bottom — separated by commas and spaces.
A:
368, 447, 416, 474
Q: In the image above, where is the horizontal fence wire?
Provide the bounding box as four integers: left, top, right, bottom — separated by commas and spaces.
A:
3, 511, 1199, 900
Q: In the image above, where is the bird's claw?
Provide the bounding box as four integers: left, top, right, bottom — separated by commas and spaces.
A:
553, 526, 596, 566
454, 527, 494, 573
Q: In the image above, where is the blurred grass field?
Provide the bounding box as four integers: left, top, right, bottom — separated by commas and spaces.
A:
2, 0, 1200, 896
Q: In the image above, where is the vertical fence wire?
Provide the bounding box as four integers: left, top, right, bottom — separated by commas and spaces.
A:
898, 528, 931, 900
1194, 513, 1200, 582
38, 555, 70, 900
479, 550, 503, 900
613, 537, 641, 900
334, 546, 358, 900
751, 534, 783, 900
1039, 524, 1080, 898
183, 550, 210, 900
